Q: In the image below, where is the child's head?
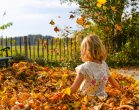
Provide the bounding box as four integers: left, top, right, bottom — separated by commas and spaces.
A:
81, 34, 107, 62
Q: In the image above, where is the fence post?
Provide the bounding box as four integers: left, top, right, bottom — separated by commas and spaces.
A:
51, 38, 53, 61
24, 36, 28, 57
15, 37, 18, 55
20, 37, 22, 55
1, 37, 3, 56
42, 37, 44, 58
28, 37, 31, 59
74, 36, 77, 59
55, 38, 57, 62
33, 39, 35, 59
66, 37, 69, 62
70, 38, 72, 61
59, 38, 61, 61
37, 38, 40, 57
10, 37, 12, 56
46, 38, 49, 62
63, 38, 65, 60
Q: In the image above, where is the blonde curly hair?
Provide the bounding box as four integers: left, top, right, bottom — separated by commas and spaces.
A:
81, 35, 107, 62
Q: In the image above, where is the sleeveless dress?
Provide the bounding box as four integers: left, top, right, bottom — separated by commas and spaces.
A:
75, 61, 110, 100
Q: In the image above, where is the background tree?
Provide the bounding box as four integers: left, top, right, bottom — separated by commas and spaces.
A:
60, 0, 139, 66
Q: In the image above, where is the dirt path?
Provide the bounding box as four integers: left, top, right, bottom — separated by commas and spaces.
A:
111, 68, 139, 80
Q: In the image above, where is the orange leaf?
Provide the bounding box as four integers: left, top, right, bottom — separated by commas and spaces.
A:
17, 92, 30, 103
115, 24, 122, 31
44, 67, 49, 72
82, 103, 87, 110
54, 26, 60, 32
49, 92, 63, 101
76, 16, 86, 26
16, 103, 25, 109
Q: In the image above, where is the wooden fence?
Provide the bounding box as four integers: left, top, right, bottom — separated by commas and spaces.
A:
0, 36, 83, 62
0, 35, 131, 62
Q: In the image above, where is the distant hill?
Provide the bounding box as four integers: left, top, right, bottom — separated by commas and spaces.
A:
6, 34, 54, 46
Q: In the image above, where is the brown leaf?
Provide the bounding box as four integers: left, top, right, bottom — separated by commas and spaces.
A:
54, 26, 60, 32
69, 14, 75, 19
49, 20, 55, 25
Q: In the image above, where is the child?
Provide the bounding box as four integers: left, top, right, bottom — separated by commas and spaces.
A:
70, 35, 120, 100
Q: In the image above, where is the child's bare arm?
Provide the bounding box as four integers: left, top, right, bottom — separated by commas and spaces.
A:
108, 76, 120, 89
70, 72, 84, 93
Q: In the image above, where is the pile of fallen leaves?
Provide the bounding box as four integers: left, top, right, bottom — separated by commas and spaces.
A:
0, 62, 139, 110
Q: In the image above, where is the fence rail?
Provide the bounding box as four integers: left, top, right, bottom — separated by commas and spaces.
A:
0, 36, 83, 62
0, 36, 131, 62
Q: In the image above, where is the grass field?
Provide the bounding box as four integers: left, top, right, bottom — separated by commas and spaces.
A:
0, 42, 81, 62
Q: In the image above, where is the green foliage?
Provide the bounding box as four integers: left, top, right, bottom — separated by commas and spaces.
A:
12, 54, 33, 63
107, 53, 139, 67
61, 0, 139, 67
35, 57, 46, 66
107, 43, 139, 67
0, 22, 13, 30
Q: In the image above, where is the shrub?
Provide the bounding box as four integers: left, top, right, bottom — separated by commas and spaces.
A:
35, 57, 46, 66
12, 54, 33, 64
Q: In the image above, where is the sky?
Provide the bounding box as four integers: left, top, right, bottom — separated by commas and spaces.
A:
0, 0, 138, 37
0, 0, 79, 37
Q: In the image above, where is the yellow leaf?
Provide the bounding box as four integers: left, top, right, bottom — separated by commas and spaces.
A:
82, 95, 88, 104
62, 87, 71, 96
103, 6, 107, 10
111, 6, 116, 12
62, 73, 68, 80
97, 0, 107, 4
0, 87, 6, 94
97, 0, 107, 7
40, 71, 47, 76
1, 95, 8, 105
44, 102, 49, 109
44, 93, 50, 98
97, 2, 102, 8
56, 79, 63, 87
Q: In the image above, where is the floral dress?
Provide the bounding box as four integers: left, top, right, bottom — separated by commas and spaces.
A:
75, 61, 110, 100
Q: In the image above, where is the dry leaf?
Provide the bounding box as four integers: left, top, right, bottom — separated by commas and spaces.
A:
69, 14, 75, 19
49, 20, 55, 25
54, 26, 60, 32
